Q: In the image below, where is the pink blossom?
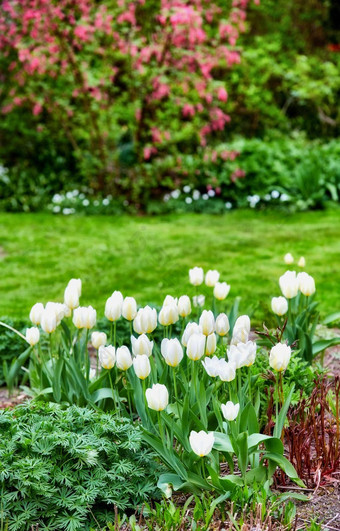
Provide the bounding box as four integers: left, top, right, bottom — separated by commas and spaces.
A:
217, 87, 228, 102
33, 103, 42, 115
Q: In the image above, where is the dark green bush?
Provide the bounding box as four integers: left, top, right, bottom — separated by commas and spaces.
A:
0, 402, 162, 530
0, 317, 29, 386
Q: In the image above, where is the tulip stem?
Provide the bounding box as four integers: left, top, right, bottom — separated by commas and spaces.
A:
114, 321, 117, 348
84, 329, 89, 382
108, 370, 118, 414
237, 369, 242, 401
275, 375, 279, 437
157, 411, 166, 448
201, 458, 208, 483
129, 321, 133, 337
110, 322, 113, 343
173, 368, 178, 402
248, 369, 252, 403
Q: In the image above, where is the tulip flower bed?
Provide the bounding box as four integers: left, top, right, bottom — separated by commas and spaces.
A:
1, 258, 339, 530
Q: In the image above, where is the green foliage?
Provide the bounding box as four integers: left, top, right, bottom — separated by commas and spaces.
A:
0, 317, 29, 386
0, 402, 161, 530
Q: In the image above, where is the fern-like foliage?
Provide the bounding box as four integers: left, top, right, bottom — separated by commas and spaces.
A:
0, 402, 162, 530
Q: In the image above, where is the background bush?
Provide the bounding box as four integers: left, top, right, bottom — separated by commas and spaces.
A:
0, 402, 162, 530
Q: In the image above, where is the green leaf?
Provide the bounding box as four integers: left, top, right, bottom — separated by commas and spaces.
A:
92, 387, 113, 403
274, 384, 294, 439
312, 338, 340, 356
323, 311, 340, 325
245, 466, 267, 484
157, 473, 186, 493
52, 357, 64, 403
236, 432, 248, 479
213, 432, 234, 453
263, 453, 305, 487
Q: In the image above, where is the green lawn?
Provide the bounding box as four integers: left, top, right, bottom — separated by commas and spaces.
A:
0, 210, 339, 326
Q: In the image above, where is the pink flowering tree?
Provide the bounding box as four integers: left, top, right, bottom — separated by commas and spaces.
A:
0, 0, 256, 202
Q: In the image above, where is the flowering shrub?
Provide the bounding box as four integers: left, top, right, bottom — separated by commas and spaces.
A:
0, 0, 257, 203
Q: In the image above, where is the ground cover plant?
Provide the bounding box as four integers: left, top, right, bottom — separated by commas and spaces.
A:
0, 402, 161, 530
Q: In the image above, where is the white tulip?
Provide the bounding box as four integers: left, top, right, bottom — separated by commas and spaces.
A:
133, 354, 151, 379
297, 272, 316, 296
215, 313, 230, 336
189, 430, 214, 457
45, 302, 66, 325
89, 368, 97, 380
284, 253, 294, 265
271, 296, 288, 316
227, 341, 257, 369
40, 308, 57, 334
279, 271, 299, 299
205, 269, 220, 287
199, 310, 215, 336
159, 303, 179, 326
63, 304, 71, 318
98, 345, 116, 370
25, 327, 40, 346
105, 291, 123, 322
181, 322, 202, 347
133, 306, 157, 334
205, 333, 217, 356
217, 359, 236, 382
116, 346, 133, 370
202, 355, 221, 377
145, 383, 169, 411
221, 401, 240, 421
131, 334, 153, 357
177, 295, 191, 317
298, 256, 306, 268
67, 278, 82, 296
64, 285, 79, 310
269, 343, 291, 372
163, 295, 178, 306
189, 266, 204, 286
213, 282, 230, 300
73, 306, 96, 329
161, 338, 183, 367
231, 315, 251, 345
187, 333, 206, 361
122, 297, 137, 321
192, 294, 205, 308
29, 303, 44, 325
91, 331, 107, 349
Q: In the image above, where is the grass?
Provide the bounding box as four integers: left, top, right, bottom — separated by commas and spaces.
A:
0, 209, 339, 326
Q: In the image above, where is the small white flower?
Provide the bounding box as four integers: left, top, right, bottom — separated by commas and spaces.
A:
271, 190, 280, 199
221, 401, 240, 421
185, 197, 192, 204
189, 431, 214, 457
225, 202, 232, 209
183, 185, 191, 193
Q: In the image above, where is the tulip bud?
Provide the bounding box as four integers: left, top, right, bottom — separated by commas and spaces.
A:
298, 256, 306, 268
205, 269, 220, 287
271, 296, 288, 316
159, 303, 179, 326
25, 327, 40, 346
231, 315, 251, 344
105, 291, 123, 322
133, 354, 151, 379
215, 313, 230, 336
98, 345, 116, 370
177, 295, 191, 317
187, 333, 206, 361
64, 285, 79, 310
189, 266, 204, 286
284, 253, 294, 265
91, 331, 107, 349
133, 306, 157, 334
221, 401, 240, 421
228, 340, 257, 369
279, 271, 299, 299
297, 272, 316, 296
116, 345, 133, 370
29, 303, 44, 325
122, 297, 137, 321
189, 430, 214, 457
131, 334, 153, 357
73, 306, 96, 329
40, 308, 57, 334
67, 278, 82, 296
199, 310, 215, 336
269, 343, 291, 372
192, 294, 205, 308
161, 338, 183, 367
181, 322, 202, 347
145, 383, 169, 411
213, 281, 230, 301
217, 359, 236, 382
163, 295, 178, 306
202, 355, 221, 377
205, 333, 216, 356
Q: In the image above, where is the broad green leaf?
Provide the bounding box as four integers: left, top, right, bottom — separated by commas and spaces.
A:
274, 384, 294, 439
312, 338, 340, 356
323, 311, 340, 325
92, 387, 113, 403
236, 431, 248, 478
263, 453, 305, 487
213, 432, 234, 453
